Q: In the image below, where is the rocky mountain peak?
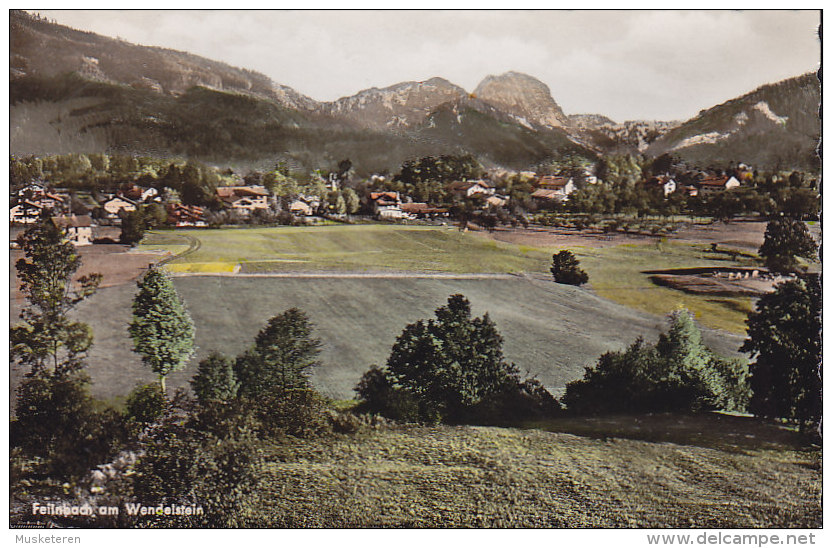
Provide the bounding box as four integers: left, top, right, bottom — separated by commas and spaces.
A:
324, 77, 468, 130
473, 71, 568, 129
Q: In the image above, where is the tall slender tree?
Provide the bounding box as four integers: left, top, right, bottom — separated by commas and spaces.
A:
12, 219, 101, 374
129, 267, 195, 394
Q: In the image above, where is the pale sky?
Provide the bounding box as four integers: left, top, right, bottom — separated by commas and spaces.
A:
38, 9, 820, 122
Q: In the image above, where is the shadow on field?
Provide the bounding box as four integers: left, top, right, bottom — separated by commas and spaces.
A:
522, 412, 816, 454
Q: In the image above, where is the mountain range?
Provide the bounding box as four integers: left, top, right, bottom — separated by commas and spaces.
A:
9, 10, 820, 173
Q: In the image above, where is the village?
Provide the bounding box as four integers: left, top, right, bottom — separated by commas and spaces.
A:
9, 155, 757, 247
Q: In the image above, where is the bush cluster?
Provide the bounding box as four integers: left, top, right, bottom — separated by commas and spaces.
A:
354, 295, 560, 424
562, 310, 750, 414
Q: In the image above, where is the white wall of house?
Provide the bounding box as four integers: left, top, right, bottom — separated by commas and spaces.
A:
104, 197, 136, 216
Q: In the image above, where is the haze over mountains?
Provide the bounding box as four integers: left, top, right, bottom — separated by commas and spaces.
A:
9, 11, 820, 173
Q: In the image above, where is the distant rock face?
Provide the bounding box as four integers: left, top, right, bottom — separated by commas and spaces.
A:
473, 71, 569, 129
323, 77, 468, 130
568, 113, 618, 129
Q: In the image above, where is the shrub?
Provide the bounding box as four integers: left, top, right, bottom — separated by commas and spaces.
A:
562, 309, 749, 415
124, 383, 167, 425
191, 351, 239, 405
550, 250, 589, 286
132, 412, 264, 527
12, 369, 125, 479
250, 388, 332, 438
354, 366, 421, 422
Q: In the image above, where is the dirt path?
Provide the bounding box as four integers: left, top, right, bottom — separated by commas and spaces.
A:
168, 270, 524, 279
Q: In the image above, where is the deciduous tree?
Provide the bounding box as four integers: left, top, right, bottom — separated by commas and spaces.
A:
758, 218, 817, 273
129, 267, 195, 394
741, 276, 821, 429
550, 250, 589, 286
234, 308, 321, 397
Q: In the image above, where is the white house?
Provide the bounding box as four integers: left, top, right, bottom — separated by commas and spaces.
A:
103, 196, 137, 218
51, 215, 94, 246
698, 176, 741, 195
216, 185, 270, 216
369, 192, 405, 219
646, 176, 677, 196
10, 201, 45, 224
447, 180, 494, 198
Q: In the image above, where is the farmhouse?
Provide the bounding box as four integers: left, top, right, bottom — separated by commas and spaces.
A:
531, 176, 576, 202
697, 176, 740, 195
16, 182, 47, 197
400, 202, 449, 219
10, 201, 46, 224
537, 176, 575, 193
167, 203, 206, 227
369, 192, 405, 219
51, 215, 93, 246
36, 192, 67, 211
216, 185, 270, 216
103, 196, 137, 218
120, 184, 159, 203
288, 199, 314, 217
486, 195, 508, 208
447, 180, 493, 199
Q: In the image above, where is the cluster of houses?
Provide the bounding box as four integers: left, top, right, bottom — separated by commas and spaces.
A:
10, 166, 752, 245
368, 192, 450, 220
640, 174, 742, 197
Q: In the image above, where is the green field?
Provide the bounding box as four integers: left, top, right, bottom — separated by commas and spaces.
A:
256, 416, 819, 527
142, 225, 552, 274
574, 242, 755, 333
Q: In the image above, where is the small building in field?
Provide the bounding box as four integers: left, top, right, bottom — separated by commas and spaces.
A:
51, 215, 94, 246
167, 204, 206, 227
216, 185, 270, 216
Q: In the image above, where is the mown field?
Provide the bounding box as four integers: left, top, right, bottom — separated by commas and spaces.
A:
48, 276, 739, 402
256, 416, 820, 527
141, 224, 757, 333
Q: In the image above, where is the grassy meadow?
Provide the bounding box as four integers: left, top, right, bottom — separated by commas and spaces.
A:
256, 417, 819, 527
141, 225, 552, 274
573, 241, 756, 333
